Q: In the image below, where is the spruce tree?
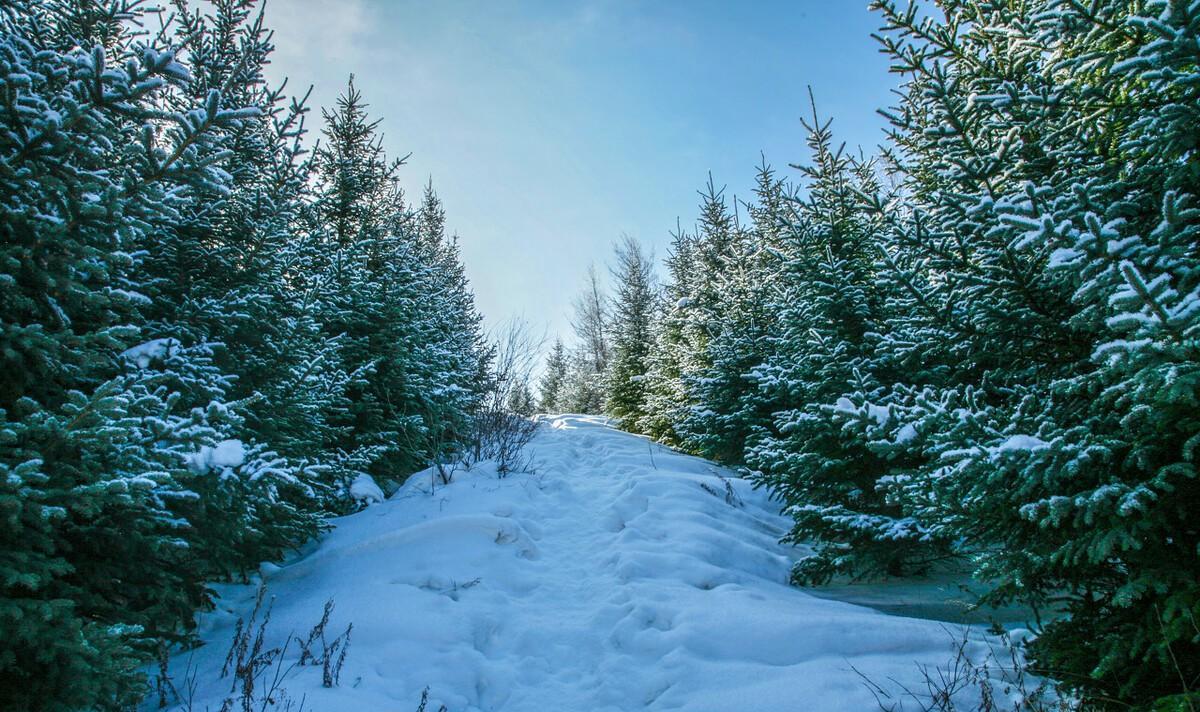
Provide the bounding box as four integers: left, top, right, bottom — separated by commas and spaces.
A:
742, 106, 948, 583
311, 79, 489, 489
866, 0, 1200, 703
681, 162, 786, 463
638, 181, 737, 447
638, 224, 699, 442
604, 236, 657, 429
0, 2, 319, 707
538, 338, 569, 413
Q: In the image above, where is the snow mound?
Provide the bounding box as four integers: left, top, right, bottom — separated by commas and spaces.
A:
349, 473, 385, 506
162, 415, 996, 711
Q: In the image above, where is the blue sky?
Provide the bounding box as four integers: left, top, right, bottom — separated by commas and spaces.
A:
264, 1, 899, 341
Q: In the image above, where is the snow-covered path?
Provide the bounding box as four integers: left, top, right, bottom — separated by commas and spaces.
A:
168, 415, 983, 711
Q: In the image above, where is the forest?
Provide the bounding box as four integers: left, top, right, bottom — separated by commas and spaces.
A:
1, 1, 1198, 711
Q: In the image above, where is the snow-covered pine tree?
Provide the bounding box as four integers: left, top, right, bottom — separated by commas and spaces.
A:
538, 337, 569, 413
119, 0, 329, 576
743, 104, 946, 583
413, 181, 491, 466
311, 79, 490, 490
506, 380, 536, 417
604, 236, 657, 429
158, 0, 353, 492
673, 179, 742, 452
0, 2, 320, 707
638, 180, 738, 448
311, 77, 419, 485
638, 223, 699, 442
679, 162, 787, 464
868, 0, 1200, 703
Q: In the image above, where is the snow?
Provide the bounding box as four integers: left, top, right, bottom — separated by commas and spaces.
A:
161, 416, 1006, 711
833, 396, 890, 426
1047, 247, 1081, 268
990, 434, 1049, 456
120, 337, 177, 368
186, 439, 246, 473
350, 473, 385, 506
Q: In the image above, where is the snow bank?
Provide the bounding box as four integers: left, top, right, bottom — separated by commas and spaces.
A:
161, 416, 1001, 711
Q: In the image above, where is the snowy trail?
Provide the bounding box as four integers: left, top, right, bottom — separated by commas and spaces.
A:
167, 415, 986, 711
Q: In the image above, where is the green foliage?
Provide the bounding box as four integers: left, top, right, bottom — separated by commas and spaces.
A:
309, 80, 488, 487
605, 236, 657, 428
538, 338, 569, 413
0, 1, 491, 708
865, 0, 1200, 704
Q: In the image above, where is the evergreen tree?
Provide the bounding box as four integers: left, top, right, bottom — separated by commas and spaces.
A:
0, 2, 319, 707
506, 381, 536, 417
638, 223, 699, 442
309, 78, 489, 489
638, 181, 738, 447
162, 0, 353, 489
680, 162, 786, 463
538, 338, 569, 413
864, 0, 1200, 703
604, 236, 657, 428
744, 107, 948, 583
413, 181, 491, 464
311, 77, 424, 486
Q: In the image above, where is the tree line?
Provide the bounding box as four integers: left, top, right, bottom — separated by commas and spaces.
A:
0, 2, 500, 708
545, 1, 1200, 708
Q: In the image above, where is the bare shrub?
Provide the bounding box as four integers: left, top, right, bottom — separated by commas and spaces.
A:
155, 586, 351, 711
415, 687, 449, 712
462, 318, 543, 477
219, 585, 292, 712
700, 472, 743, 507
295, 599, 353, 688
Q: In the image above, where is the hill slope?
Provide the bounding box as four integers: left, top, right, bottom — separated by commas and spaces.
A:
162, 415, 1000, 711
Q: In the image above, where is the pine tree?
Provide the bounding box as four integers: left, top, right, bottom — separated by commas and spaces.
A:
0, 2, 319, 707
162, 0, 353, 489
742, 104, 948, 583
680, 161, 786, 463
638, 223, 699, 442
310, 78, 490, 489
604, 236, 657, 428
506, 381, 536, 417
538, 338, 569, 413
638, 181, 738, 448
310, 77, 419, 485
413, 181, 491, 464
865, 0, 1200, 703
